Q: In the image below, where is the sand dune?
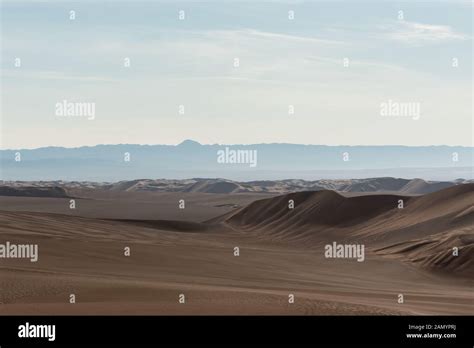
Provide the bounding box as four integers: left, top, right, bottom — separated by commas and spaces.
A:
399, 178, 455, 194
226, 190, 408, 228
225, 184, 473, 231
223, 184, 474, 277
183, 180, 246, 194
375, 230, 474, 277
1, 177, 468, 196
0, 186, 69, 198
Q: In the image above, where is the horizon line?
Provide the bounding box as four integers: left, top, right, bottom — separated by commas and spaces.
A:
1, 140, 474, 151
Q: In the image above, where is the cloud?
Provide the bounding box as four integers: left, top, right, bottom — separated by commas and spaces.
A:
234, 29, 347, 46
383, 21, 469, 45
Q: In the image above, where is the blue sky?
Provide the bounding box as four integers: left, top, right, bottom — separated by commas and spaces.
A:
1, 0, 472, 149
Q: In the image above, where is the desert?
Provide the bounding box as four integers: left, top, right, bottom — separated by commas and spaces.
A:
0, 179, 472, 315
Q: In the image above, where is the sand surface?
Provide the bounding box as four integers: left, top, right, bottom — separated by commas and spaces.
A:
0, 185, 473, 315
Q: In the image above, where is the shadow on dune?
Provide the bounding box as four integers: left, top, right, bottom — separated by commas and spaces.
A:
109, 219, 214, 233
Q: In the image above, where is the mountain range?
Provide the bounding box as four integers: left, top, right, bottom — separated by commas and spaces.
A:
1, 140, 472, 181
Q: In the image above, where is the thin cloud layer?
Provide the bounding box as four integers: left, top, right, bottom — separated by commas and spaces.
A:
383, 20, 469, 45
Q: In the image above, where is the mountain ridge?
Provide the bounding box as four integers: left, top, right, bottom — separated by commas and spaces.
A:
2, 141, 472, 181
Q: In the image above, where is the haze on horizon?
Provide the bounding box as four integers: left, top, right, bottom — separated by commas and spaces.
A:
2, 139, 474, 152
1, 0, 473, 149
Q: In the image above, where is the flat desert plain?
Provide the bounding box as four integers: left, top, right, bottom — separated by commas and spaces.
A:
0, 183, 473, 315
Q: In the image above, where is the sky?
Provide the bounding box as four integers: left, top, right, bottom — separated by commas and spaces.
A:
1, 0, 472, 149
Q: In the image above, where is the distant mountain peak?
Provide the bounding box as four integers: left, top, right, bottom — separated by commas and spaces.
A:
177, 139, 201, 147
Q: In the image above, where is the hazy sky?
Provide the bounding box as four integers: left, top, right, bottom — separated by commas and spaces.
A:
1, 0, 472, 149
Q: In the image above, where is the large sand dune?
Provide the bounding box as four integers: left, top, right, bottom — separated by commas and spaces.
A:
224, 184, 474, 276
